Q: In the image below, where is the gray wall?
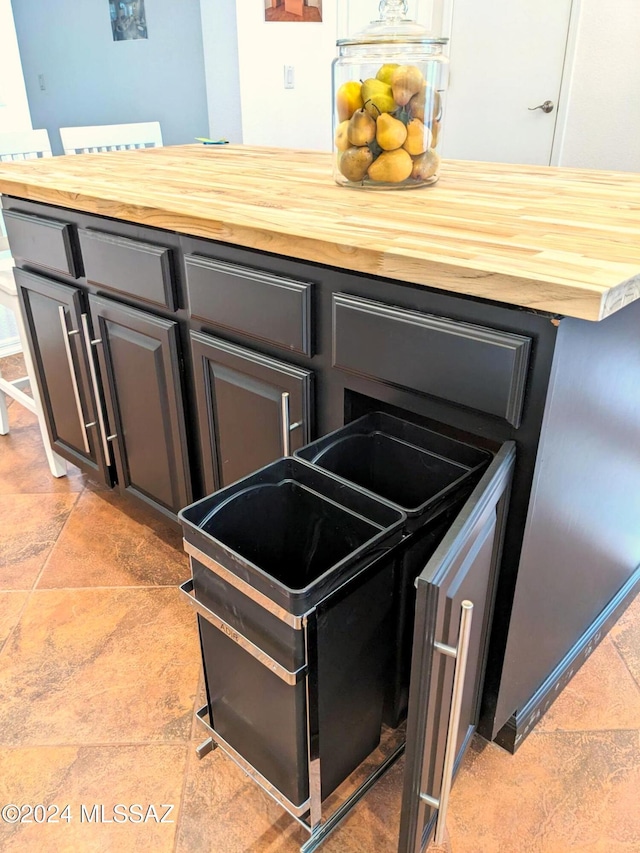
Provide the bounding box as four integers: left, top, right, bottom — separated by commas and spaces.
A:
11, 0, 209, 155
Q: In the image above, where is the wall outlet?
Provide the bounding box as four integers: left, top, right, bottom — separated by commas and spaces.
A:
38, 74, 46, 92
284, 66, 295, 89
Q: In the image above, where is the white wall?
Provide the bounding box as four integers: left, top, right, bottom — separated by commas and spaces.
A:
235, 0, 337, 151
200, 0, 243, 142
0, 0, 32, 131
557, 0, 640, 171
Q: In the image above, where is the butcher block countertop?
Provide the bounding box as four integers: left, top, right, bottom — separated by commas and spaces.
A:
1, 144, 639, 321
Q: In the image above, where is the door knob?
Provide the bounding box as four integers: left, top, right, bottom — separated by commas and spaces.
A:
528, 100, 554, 114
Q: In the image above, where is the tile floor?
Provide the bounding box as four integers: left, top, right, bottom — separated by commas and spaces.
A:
1, 351, 639, 853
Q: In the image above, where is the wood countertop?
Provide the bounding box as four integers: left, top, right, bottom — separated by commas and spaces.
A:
1, 144, 639, 321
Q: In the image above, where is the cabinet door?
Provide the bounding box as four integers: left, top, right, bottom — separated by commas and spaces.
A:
399, 442, 515, 853
15, 268, 112, 483
88, 294, 192, 517
191, 331, 313, 493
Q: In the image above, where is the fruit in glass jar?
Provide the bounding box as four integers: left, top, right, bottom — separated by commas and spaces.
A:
347, 108, 376, 146
336, 81, 364, 122
376, 113, 408, 151
368, 148, 413, 183
361, 78, 396, 118
390, 65, 425, 107
429, 119, 440, 148
376, 63, 400, 85
335, 120, 351, 152
339, 146, 374, 182
408, 85, 442, 124
410, 149, 441, 181
403, 118, 429, 156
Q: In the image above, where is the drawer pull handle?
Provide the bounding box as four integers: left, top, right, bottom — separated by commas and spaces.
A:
58, 306, 91, 454
80, 313, 112, 465
180, 579, 306, 686
280, 391, 303, 456
420, 599, 473, 845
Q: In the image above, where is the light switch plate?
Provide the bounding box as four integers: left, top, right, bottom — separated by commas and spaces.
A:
284, 66, 295, 89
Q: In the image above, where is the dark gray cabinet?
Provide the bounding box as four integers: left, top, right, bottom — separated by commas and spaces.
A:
88, 294, 192, 517
399, 443, 515, 853
15, 268, 112, 483
190, 331, 313, 493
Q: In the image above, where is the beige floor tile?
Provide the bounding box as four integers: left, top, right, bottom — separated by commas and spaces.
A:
38, 487, 187, 588
0, 493, 78, 589
0, 405, 85, 495
0, 590, 29, 651
446, 731, 640, 853
536, 636, 640, 732
0, 744, 188, 853
0, 588, 200, 746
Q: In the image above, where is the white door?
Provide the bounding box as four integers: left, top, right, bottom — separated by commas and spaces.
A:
440, 0, 574, 165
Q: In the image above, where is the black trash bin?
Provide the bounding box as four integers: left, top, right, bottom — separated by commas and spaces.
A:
295, 412, 492, 725
179, 457, 405, 810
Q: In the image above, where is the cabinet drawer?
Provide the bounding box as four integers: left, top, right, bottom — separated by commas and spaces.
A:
333, 293, 531, 427
79, 228, 176, 310
3, 210, 79, 277
186, 255, 313, 355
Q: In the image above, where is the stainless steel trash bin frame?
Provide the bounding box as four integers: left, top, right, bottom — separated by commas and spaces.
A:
180, 548, 406, 853
178, 456, 409, 852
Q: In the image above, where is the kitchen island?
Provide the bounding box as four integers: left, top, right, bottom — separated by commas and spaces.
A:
1, 145, 639, 847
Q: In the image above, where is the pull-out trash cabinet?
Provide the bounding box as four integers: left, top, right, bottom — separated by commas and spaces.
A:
179, 457, 405, 813
296, 412, 492, 725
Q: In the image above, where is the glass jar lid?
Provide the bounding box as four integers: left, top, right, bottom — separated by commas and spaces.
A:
337, 0, 448, 46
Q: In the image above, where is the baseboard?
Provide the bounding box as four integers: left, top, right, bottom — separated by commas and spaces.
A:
494, 564, 640, 753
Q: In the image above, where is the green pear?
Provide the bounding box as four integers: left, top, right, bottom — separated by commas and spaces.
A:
361, 78, 396, 118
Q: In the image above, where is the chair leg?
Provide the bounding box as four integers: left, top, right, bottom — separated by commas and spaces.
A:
9, 297, 68, 478
0, 384, 9, 435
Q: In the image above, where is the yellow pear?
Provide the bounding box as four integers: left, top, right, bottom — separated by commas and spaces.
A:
376, 113, 408, 151
376, 63, 400, 85
368, 148, 413, 183
403, 119, 430, 156
361, 78, 396, 118
410, 149, 441, 182
339, 146, 374, 182
347, 108, 376, 146
334, 120, 350, 152
336, 80, 364, 122
390, 65, 425, 107
408, 85, 442, 123
429, 119, 441, 148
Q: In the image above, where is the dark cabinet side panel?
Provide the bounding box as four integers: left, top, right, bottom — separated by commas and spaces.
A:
89, 295, 192, 516
333, 293, 531, 427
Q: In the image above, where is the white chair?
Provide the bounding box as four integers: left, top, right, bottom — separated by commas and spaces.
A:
60, 121, 163, 155
0, 128, 66, 477
0, 129, 53, 162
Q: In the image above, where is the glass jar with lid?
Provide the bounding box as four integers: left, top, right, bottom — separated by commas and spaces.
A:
332, 0, 448, 189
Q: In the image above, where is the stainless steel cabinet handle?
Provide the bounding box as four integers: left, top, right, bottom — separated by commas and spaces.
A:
80, 313, 112, 465
420, 599, 474, 846
528, 100, 554, 113
180, 579, 306, 686
280, 391, 303, 456
58, 305, 91, 454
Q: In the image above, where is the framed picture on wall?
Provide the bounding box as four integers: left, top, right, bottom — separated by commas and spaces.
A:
109, 0, 148, 41
265, 0, 323, 23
